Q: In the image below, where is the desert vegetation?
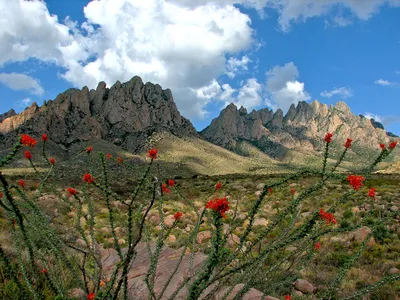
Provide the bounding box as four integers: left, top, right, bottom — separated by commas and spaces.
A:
0, 133, 399, 300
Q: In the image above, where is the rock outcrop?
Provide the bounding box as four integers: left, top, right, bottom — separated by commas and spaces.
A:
201, 100, 398, 160
0, 76, 196, 152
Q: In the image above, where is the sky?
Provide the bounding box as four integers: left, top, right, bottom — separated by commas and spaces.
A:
0, 0, 399, 135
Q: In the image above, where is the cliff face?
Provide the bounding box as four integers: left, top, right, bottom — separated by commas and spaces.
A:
201, 100, 396, 159
0, 76, 197, 151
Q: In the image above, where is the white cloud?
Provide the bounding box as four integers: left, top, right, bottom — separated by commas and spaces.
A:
364, 112, 400, 126
320, 86, 353, 98
267, 0, 400, 31
374, 79, 392, 86
0, 0, 257, 119
20, 97, 33, 107
364, 112, 383, 123
0, 73, 44, 95
225, 55, 251, 78
1, 0, 398, 118
232, 78, 262, 108
265, 62, 310, 112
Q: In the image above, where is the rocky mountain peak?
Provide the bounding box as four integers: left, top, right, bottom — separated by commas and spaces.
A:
0, 76, 196, 151
201, 100, 395, 160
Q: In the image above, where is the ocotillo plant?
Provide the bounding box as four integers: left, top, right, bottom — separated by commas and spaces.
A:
0, 133, 398, 300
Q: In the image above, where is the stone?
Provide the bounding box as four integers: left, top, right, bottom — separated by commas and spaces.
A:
164, 215, 176, 227
350, 226, 375, 245
196, 231, 212, 244
167, 235, 176, 243
254, 218, 269, 226
390, 206, 398, 212
352, 207, 360, 214
293, 279, 314, 294
227, 234, 240, 247
68, 288, 86, 299
388, 267, 399, 275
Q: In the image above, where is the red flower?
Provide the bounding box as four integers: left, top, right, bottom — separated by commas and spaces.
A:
167, 179, 175, 187
67, 187, 77, 196
86, 146, 93, 153
344, 138, 352, 148
18, 180, 25, 188
205, 197, 230, 218
87, 293, 95, 300
106, 153, 112, 159
20, 134, 37, 147
388, 141, 398, 150
368, 187, 376, 199
41, 268, 48, 274
324, 132, 333, 143
148, 148, 158, 159
83, 173, 94, 184
173, 212, 183, 221
117, 156, 123, 163
285, 296, 291, 300
319, 209, 337, 225
24, 150, 32, 159
41, 134, 48, 142
314, 242, 321, 250
290, 188, 295, 195
268, 187, 273, 195
215, 182, 222, 190
346, 175, 365, 191
49, 157, 55, 165
379, 143, 386, 150
162, 183, 170, 194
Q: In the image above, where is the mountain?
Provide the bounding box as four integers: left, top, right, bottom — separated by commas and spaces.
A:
201, 101, 398, 164
0, 76, 398, 175
0, 76, 196, 152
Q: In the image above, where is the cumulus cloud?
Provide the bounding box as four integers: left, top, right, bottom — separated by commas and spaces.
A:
0, 0, 258, 119
265, 62, 310, 112
1, 0, 398, 118
0, 73, 44, 95
225, 55, 252, 78
374, 79, 392, 86
20, 97, 33, 107
320, 86, 353, 98
267, 0, 400, 31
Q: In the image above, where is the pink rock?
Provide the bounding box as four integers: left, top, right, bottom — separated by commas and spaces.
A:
293, 278, 314, 294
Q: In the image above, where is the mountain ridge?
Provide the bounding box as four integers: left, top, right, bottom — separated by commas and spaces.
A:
0, 76, 398, 173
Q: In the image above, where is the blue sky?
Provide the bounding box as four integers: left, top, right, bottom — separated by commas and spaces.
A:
0, 0, 399, 134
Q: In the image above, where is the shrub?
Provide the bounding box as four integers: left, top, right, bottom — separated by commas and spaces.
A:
0, 134, 398, 300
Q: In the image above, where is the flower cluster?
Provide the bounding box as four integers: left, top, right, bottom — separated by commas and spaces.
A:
41, 133, 48, 142
24, 150, 32, 160
117, 157, 123, 163
106, 153, 112, 159
290, 188, 295, 195
167, 179, 175, 187
346, 175, 365, 191
67, 187, 77, 196
49, 157, 55, 165
380, 143, 385, 150
319, 209, 337, 225
86, 146, 93, 153
344, 138, 352, 148
324, 132, 333, 143
206, 197, 230, 218
162, 183, 170, 194
173, 212, 182, 221
389, 141, 398, 150
215, 182, 222, 189
148, 148, 158, 159
18, 180, 25, 188
368, 187, 376, 199
314, 241, 321, 250
83, 173, 94, 184
20, 134, 37, 147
